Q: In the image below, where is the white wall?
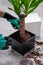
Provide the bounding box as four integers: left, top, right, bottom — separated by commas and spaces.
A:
33, 3, 43, 17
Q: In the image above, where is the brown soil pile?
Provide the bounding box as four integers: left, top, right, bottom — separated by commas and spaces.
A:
36, 41, 43, 45
19, 33, 31, 43
25, 41, 43, 65
26, 53, 42, 65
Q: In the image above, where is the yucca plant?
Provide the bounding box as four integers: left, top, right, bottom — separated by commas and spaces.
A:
8, 0, 43, 42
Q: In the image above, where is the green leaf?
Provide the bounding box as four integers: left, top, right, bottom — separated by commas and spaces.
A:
8, 0, 22, 16
25, 0, 43, 16
8, 0, 43, 17
21, 0, 31, 16
29, 0, 42, 8
28, 0, 43, 14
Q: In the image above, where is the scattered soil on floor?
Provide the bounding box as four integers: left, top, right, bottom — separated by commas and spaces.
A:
25, 41, 43, 65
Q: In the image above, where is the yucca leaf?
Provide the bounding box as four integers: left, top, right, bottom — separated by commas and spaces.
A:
28, 0, 43, 14
8, 0, 22, 16
21, 0, 31, 12
29, 0, 36, 8
25, 0, 43, 16
21, 0, 32, 16
29, 0, 43, 8
13, 0, 21, 15
8, 0, 43, 17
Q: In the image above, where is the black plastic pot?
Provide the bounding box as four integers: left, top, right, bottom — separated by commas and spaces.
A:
9, 30, 35, 55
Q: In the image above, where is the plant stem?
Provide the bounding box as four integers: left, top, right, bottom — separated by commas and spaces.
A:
19, 15, 30, 42
19, 18, 25, 38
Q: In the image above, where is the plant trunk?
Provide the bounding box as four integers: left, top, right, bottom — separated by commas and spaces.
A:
19, 17, 31, 43
19, 18, 25, 39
